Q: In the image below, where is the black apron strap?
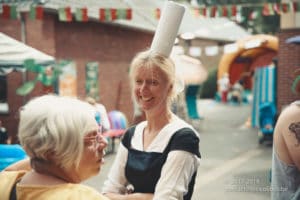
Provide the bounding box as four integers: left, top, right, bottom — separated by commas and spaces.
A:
9, 179, 21, 200
121, 126, 136, 149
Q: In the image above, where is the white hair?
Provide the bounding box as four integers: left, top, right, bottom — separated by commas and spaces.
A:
18, 94, 97, 170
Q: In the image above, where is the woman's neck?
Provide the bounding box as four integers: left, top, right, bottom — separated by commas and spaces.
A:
145, 109, 173, 132
30, 158, 81, 183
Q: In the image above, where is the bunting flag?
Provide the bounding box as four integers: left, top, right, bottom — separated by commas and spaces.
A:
155, 8, 161, 19
231, 5, 237, 17
273, 3, 281, 15
1, 2, 300, 23
263, 4, 274, 16
29, 5, 44, 20
111, 8, 117, 20
221, 6, 228, 17
116, 8, 132, 20
75, 7, 88, 21
2, 4, 17, 19
200, 7, 207, 17
58, 7, 72, 22
292, 2, 299, 12
99, 8, 106, 21
126, 9, 132, 20
249, 9, 259, 20
99, 8, 116, 21
281, 3, 290, 13
210, 6, 217, 17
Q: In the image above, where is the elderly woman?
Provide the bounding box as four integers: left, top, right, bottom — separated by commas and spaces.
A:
102, 50, 201, 200
0, 94, 109, 200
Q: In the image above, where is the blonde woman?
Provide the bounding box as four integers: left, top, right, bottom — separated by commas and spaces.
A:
102, 50, 201, 200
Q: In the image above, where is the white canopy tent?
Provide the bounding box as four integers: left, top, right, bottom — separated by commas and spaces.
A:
0, 32, 55, 113
0, 32, 54, 70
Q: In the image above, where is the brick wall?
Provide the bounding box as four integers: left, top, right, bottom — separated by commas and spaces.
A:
277, 29, 300, 111
0, 13, 153, 141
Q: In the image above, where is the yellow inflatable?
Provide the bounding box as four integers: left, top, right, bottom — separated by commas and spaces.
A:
218, 34, 279, 85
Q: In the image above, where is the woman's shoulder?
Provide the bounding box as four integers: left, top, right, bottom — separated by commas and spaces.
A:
53, 184, 109, 200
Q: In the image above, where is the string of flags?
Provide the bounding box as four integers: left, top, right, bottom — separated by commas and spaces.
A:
192, 2, 300, 19
1, 1, 300, 22
1, 4, 134, 21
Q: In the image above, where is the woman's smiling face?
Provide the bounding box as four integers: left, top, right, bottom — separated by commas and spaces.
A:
133, 65, 172, 112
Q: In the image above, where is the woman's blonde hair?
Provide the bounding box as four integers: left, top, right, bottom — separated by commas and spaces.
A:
18, 94, 97, 170
129, 49, 181, 105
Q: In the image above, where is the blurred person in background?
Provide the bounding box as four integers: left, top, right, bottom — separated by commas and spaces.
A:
86, 97, 111, 132
0, 120, 8, 144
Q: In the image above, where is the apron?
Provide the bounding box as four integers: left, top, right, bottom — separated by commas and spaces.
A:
122, 126, 200, 200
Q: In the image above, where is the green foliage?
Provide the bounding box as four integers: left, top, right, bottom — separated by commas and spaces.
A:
199, 67, 218, 99
16, 59, 62, 96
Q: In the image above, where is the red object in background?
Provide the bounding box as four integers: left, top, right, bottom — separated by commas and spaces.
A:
65, 7, 72, 22
2, 4, 10, 19
111, 9, 117, 20
126, 9, 132, 20
103, 129, 125, 138
82, 7, 88, 22
99, 8, 105, 21
36, 6, 44, 20
231, 5, 237, 16
155, 8, 160, 19
221, 91, 228, 103
222, 6, 228, 17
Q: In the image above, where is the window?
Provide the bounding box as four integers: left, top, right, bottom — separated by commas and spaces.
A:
0, 75, 9, 114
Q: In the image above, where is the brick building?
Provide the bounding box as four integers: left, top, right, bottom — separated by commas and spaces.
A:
0, 2, 155, 140
0, 0, 250, 141
277, 10, 300, 111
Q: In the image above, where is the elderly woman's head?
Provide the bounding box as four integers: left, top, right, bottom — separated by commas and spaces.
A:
18, 94, 106, 182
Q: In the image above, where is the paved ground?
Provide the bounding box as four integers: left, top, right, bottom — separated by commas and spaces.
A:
84, 99, 273, 200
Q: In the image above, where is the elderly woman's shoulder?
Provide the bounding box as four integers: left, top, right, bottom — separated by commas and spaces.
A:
60, 184, 110, 200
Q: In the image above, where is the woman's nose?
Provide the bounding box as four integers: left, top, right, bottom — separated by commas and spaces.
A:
97, 135, 108, 150
140, 81, 147, 92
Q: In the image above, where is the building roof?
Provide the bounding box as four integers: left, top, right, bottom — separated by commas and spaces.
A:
39, 0, 250, 42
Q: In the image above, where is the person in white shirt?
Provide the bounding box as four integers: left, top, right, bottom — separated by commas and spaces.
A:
218, 73, 230, 103
102, 49, 201, 200
85, 97, 111, 132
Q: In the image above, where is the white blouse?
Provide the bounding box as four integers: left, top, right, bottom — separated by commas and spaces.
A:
102, 115, 200, 200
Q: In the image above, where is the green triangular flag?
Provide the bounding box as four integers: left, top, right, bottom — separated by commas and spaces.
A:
16, 81, 36, 96
24, 59, 40, 73
29, 5, 38, 19
75, 8, 82, 21
117, 9, 126, 19
10, 4, 17, 19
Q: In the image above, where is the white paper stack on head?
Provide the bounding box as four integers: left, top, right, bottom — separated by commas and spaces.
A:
150, 1, 185, 57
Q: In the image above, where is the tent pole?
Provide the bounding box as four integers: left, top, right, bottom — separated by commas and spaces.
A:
21, 70, 27, 105
20, 13, 26, 43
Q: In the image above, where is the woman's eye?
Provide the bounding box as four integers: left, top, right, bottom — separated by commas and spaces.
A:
151, 80, 158, 85
136, 80, 142, 84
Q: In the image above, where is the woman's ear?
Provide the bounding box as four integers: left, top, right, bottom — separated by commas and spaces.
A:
168, 84, 174, 95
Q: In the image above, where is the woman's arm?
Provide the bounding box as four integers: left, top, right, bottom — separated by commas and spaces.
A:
104, 193, 153, 200
102, 143, 129, 193
4, 158, 31, 171
153, 151, 199, 200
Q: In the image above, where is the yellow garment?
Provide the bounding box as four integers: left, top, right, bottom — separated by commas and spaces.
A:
0, 171, 109, 200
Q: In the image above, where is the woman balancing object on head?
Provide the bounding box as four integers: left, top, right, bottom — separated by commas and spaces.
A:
0, 94, 109, 200
102, 2, 201, 200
